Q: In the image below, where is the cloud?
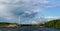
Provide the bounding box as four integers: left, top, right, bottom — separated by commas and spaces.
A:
45, 4, 60, 9
45, 16, 60, 19
0, 0, 60, 24
45, 16, 60, 21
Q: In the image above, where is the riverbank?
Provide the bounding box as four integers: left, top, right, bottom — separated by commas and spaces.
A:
0, 22, 21, 28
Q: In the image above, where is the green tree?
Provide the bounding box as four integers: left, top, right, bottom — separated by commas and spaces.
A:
44, 19, 60, 29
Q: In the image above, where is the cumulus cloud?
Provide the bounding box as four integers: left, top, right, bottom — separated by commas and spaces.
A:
0, 0, 60, 24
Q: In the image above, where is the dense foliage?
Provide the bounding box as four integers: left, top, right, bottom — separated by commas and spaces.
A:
44, 19, 60, 29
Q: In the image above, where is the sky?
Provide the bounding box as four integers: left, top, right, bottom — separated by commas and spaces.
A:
41, 6, 60, 20
0, 0, 60, 24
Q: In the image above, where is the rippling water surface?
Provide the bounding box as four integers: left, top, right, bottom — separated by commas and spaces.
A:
0, 26, 59, 31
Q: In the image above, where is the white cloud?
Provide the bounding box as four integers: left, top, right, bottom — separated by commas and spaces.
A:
0, 0, 60, 24
31, 21, 37, 24
45, 16, 60, 19
0, 5, 5, 10
0, 0, 49, 4
45, 4, 60, 9
45, 16, 60, 21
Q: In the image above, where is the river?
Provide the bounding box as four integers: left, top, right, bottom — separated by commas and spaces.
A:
0, 26, 59, 31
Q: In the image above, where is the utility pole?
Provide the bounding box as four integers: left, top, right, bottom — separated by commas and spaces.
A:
19, 16, 21, 24
19, 16, 22, 27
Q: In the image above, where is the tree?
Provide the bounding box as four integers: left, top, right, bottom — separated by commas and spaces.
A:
44, 19, 60, 29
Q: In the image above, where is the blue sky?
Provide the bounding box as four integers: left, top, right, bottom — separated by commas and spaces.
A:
41, 6, 60, 20
0, 0, 60, 24
42, 6, 60, 16
42, 6, 60, 20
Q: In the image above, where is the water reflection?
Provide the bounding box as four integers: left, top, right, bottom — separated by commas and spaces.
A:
0, 26, 59, 31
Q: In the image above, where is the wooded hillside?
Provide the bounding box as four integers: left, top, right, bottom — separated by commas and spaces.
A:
44, 19, 60, 29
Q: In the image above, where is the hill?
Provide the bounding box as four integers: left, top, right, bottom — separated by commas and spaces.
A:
44, 19, 60, 29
